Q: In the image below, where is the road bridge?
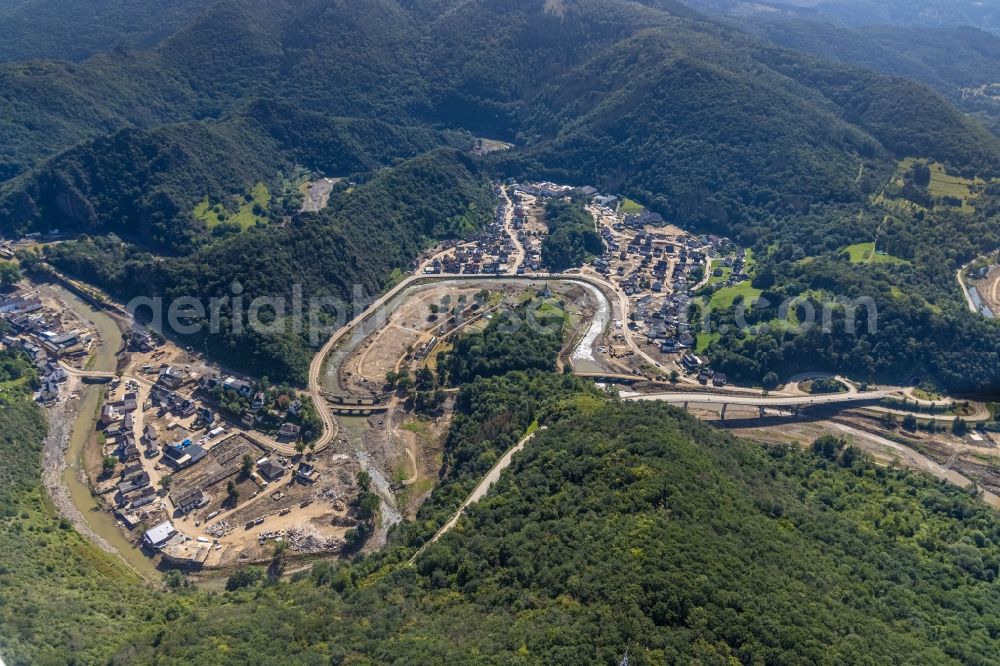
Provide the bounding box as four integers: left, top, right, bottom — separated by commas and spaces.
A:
625, 390, 895, 420
573, 371, 645, 384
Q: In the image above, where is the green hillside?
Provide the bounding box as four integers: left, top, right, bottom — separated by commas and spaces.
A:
0, 100, 467, 251
0, 0, 208, 62
41, 148, 492, 383
683, 0, 1000, 34
744, 22, 1000, 137
6, 300, 1000, 663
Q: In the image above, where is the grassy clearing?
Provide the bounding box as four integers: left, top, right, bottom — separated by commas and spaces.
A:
620, 197, 645, 214
844, 242, 908, 265
705, 263, 732, 287
913, 387, 943, 402
695, 331, 720, 354
0, 375, 29, 391
708, 280, 762, 310
897, 158, 991, 214
425, 341, 453, 371
900, 158, 975, 198
193, 182, 270, 230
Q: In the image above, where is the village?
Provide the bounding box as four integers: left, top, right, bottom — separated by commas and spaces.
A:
0, 282, 367, 569
0, 180, 754, 573
417, 180, 746, 384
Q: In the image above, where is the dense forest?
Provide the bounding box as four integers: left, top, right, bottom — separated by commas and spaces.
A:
0, 0, 207, 63
0, 100, 469, 251
736, 21, 1000, 136
541, 200, 603, 271
9, 325, 1000, 663
3, 0, 998, 193
439, 296, 567, 385
684, 0, 1000, 34
696, 163, 1000, 393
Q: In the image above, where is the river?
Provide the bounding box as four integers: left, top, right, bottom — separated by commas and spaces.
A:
50, 275, 614, 576
569, 280, 611, 373
46, 284, 161, 579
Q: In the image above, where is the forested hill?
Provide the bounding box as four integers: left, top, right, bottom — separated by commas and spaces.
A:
40, 148, 491, 384
8, 349, 1000, 662
3, 0, 998, 239
723, 20, 1000, 137
7, 308, 1000, 662
113, 396, 1000, 663
0, 100, 468, 251
682, 0, 1000, 34
0, 0, 208, 62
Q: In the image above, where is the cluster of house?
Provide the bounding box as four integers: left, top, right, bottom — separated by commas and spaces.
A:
199, 373, 303, 435
98, 384, 159, 513
425, 187, 520, 275
713, 245, 750, 289
150, 365, 204, 423
256, 456, 319, 484
0, 291, 92, 403
508, 191, 546, 273
515, 181, 575, 199
681, 353, 728, 386
427, 238, 516, 275
593, 226, 711, 348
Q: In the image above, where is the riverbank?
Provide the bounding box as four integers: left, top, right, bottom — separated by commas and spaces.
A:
34, 282, 161, 580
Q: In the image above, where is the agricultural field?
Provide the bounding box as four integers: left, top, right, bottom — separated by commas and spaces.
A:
898, 157, 987, 213
193, 182, 270, 230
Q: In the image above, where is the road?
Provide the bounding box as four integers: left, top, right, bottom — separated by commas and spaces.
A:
957, 260, 979, 314
500, 185, 526, 270
411, 427, 544, 563
625, 389, 896, 408
827, 422, 1000, 508
305, 269, 636, 453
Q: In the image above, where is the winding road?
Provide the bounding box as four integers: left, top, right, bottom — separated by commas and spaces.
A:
51, 223, 996, 572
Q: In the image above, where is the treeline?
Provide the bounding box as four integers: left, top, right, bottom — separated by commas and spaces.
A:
40, 148, 492, 384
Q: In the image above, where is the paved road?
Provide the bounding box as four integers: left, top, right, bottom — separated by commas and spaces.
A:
411, 427, 544, 563
626, 390, 895, 408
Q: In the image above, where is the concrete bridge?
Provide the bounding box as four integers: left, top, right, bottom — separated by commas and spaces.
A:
329, 405, 390, 416
573, 371, 645, 384
624, 390, 894, 420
